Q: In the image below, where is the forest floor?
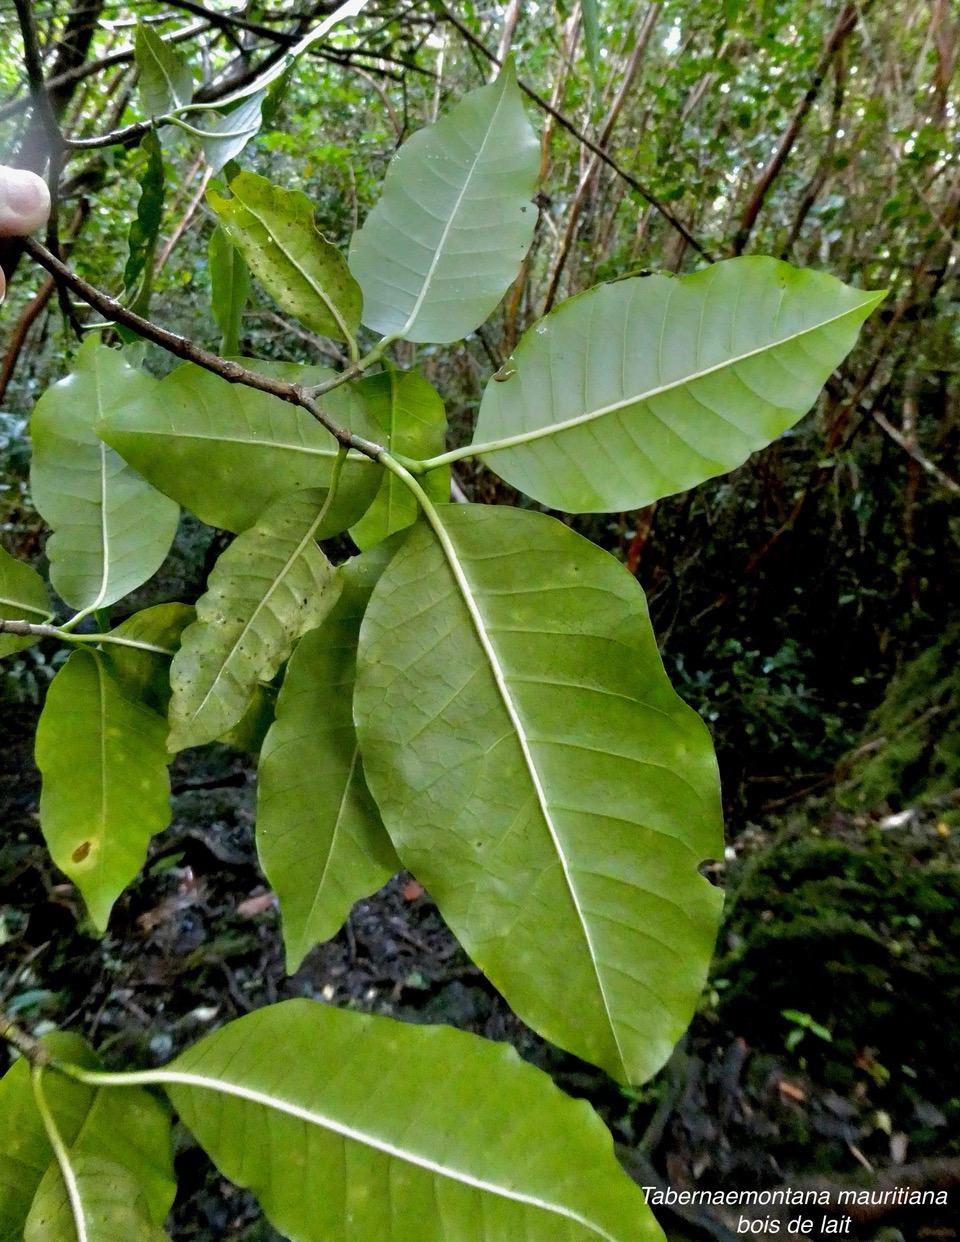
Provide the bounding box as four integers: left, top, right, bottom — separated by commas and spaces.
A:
1, 703, 958, 1242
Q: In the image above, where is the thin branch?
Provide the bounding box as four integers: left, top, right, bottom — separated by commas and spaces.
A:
731, 1, 867, 256
428, 0, 717, 262
872, 408, 960, 495
0, 619, 175, 655
23, 238, 386, 460
0, 1013, 53, 1067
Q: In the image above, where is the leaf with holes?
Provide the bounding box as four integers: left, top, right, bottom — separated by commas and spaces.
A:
164, 999, 663, 1241
355, 505, 724, 1085
168, 489, 341, 751
472, 258, 885, 512
0, 1032, 174, 1240
30, 338, 180, 613
348, 60, 539, 343
208, 224, 250, 356
0, 546, 51, 658
349, 368, 449, 550
35, 649, 171, 930
99, 360, 381, 534
210, 171, 362, 342
135, 20, 192, 116
258, 540, 402, 972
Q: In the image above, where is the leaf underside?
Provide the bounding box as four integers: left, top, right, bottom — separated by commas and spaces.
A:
99, 359, 382, 534
257, 540, 402, 971
355, 505, 724, 1085
473, 257, 886, 512
30, 338, 180, 612
35, 649, 171, 930
24, 1154, 168, 1242
210, 170, 362, 341
0, 546, 51, 658
167, 999, 663, 1242
168, 488, 341, 751
348, 60, 539, 343
349, 368, 449, 551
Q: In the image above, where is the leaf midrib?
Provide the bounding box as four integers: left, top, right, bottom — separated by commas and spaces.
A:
399, 75, 512, 338
424, 510, 628, 1079
472, 295, 881, 458
158, 1069, 620, 1239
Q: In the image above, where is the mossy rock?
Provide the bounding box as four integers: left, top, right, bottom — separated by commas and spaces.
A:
713, 824, 960, 1113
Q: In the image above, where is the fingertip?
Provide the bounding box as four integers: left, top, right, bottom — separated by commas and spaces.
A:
0, 167, 51, 236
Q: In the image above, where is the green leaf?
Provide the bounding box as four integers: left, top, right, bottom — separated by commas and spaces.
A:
471, 258, 886, 513
35, 649, 171, 930
106, 602, 195, 715
258, 541, 402, 972
582, 0, 600, 75
208, 224, 250, 357
135, 21, 192, 116
195, 89, 266, 174
24, 1155, 169, 1242
30, 339, 180, 613
210, 171, 361, 343
99, 360, 382, 534
349, 368, 449, 550
165, 999, 663, 1242
354, 505, 724, 1085
123, 131, 165, 319
168, 489, 342, 751
0, 1033, 174, 1240
218, 681, 276, 752
349, 60, 539, 343
0, 546, 51, 658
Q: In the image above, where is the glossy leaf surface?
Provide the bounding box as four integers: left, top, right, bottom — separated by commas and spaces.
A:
99, 360, 381, 534
135, 21, 192, 115
472, 258, 885, 512
30, 339, 180, 612
0, 1033, 174, 1240
258, 541, 401, 971
0, 546, 51, 658
208, 224, 250, 356
24, 1155, 169, 1242
349, 61, 539, 343
168, 489, 341, 751
349, 369, 449, 550
210, 171, 362, 342
355, 505, 724, 1084
35, 649, 171, 930
166, 999, 662, 1242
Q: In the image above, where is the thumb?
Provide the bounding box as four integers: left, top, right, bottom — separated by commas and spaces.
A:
0, 167, 50, 237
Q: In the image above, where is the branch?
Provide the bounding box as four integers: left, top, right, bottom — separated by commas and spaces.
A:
730, 1, 866, 256
428, 0, 717, 262
0, 1013, 53, 1067
872, 408, 960, 495
22, 238, 386, 461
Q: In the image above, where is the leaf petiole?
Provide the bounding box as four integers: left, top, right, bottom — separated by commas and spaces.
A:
32, 1065, 88, 1242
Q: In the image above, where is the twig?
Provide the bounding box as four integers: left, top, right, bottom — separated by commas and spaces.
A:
0, 1013, 53, 1066
22, 238, 386, 461
872, 408, 960, 495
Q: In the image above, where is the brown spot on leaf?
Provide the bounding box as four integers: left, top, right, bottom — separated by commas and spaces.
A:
71, 840, 92, 863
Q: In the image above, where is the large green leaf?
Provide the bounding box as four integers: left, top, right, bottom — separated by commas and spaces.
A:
99, 360, 382, 534
208, 224, 249, 356
349, 369, 449, 550
35, 649, 171, 930
30, 338, 180, 612
210, 171, 362, 343
257, 541, 402, 972
354, 505, 724, 1085
134, 21, 192, 115
164, 999, 663, 1242
471, 258, 885, 512
0, 1033, 174, 1240
348, 61, 539, 343
24, 1155, 169, 1242
0, 545, 51, 658
168, 489, 341, 751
